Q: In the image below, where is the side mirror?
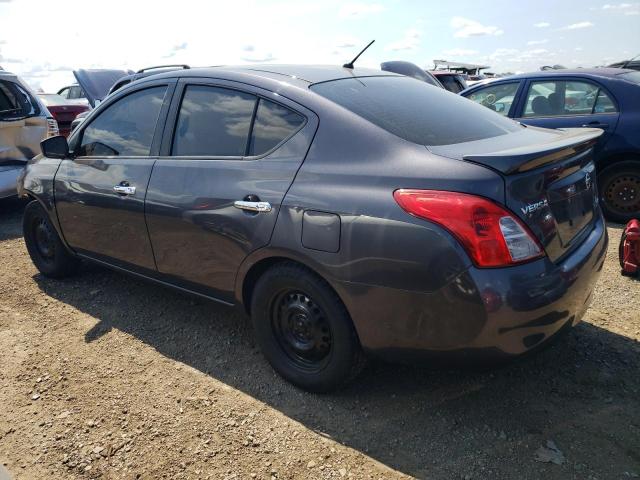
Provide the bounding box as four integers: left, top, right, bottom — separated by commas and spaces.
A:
41, 135, 70, 159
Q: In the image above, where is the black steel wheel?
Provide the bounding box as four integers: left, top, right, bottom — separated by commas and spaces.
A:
599, 161, 640, 224
271, 290, 333, 372
23, 200, 80, 278
250, 262, 365, 392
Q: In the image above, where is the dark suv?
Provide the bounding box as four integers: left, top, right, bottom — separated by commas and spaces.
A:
19, 65, 607, 392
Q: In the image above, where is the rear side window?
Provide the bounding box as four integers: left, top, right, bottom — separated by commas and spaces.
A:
248, 99, 305, 155
172, 85, 256, 156
78, 86, 167, 156
619, 71, 640, 85
594, 90, 617, 113
0, 80, 40, 120
310, 76, 520, 146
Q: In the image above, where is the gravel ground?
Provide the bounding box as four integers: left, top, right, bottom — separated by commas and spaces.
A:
0, 197, 639, 480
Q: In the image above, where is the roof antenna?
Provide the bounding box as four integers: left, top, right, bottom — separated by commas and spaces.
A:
343, 40, 375, 69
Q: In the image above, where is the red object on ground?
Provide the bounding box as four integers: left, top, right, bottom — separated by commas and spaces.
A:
620, 219, 640, 276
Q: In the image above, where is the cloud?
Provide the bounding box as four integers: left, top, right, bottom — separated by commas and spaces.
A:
241, 51, 276, 62
451, 17, 503, 38
385, 28, 421, 51
562, 21, 594, 29
527, 39, 549, 45
533, 21, 551, 27
162, 42, 188, 58
338, 2, 384, 19
441, 48, 478, 57
334, 36, 361, 49
602, 3, 634, 9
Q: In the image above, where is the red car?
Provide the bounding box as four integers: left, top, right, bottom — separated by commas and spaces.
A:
37, 94, 89, 137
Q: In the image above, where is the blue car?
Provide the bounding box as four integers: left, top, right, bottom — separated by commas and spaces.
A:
462, 68, 640, 223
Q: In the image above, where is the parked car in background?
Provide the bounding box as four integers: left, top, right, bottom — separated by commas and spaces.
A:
608, 55, 640, 72
57, 84, 88, 104
69, 65, 189, 132
462, 68, 640, 223
20, 65, 607, 391
1, 69, 57, 199
430, 71, 468, 93
37, 94, 89, 137
71, 68, 133, 109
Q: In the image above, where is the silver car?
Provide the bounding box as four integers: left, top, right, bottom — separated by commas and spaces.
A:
0, 68, 56, 199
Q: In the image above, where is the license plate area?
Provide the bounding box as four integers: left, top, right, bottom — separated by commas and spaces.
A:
547, 163, 596, 247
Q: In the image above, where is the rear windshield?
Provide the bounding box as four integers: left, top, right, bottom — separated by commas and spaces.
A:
619, 71, 640, 85
310, 76, 520, 146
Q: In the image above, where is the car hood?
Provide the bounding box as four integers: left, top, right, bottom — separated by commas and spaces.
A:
73, 69, 133, 108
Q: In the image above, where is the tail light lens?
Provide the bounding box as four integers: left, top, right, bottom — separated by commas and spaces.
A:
46, 118, 59, 138
393, 189, 544, 267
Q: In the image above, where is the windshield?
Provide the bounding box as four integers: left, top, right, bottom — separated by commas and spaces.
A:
310, 76, 521, 146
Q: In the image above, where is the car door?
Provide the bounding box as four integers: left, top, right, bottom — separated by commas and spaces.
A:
514, 77, 620, 143
55, 80, 175, 271
144, 78, 318, 302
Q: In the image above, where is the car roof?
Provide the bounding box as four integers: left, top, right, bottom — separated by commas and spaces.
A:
147, 64, 398, 85
462, 67, 637, 92
495, 67, 633, 80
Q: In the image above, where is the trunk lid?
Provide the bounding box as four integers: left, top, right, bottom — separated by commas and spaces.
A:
429, 126, 604, 262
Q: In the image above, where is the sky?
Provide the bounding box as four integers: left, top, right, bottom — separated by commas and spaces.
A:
0, 0, 638, 92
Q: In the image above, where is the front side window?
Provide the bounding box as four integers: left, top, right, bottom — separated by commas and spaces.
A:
522, 80, 609, 117
467, 82, 520, 116
172, 85, 256, 156
248, 99, 305, 155
0, 80, 39, 120
311, 76, 520, 146
78, 86, 167, 157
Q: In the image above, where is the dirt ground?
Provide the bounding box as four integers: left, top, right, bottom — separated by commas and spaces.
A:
0, 197, 639, 480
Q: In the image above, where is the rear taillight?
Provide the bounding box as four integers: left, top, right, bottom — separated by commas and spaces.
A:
46, 118, 59, 138
393, 189, 544, 268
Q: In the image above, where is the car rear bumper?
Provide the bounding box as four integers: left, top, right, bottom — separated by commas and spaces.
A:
338, 215, 608, 362
0, 165, 24, 199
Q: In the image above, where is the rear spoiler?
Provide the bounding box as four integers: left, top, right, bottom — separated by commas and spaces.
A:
462, 128, 604, 175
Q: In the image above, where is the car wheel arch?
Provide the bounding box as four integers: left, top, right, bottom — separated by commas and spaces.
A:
596, 151, 640, 172
236, 252, 344, 317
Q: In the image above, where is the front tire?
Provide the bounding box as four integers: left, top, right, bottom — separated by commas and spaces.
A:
599, 161, 640, 224
23, 200, 80, 278
250, 262, 365, 392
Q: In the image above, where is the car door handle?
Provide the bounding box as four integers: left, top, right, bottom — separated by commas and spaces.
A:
582, 122, 609, 129
233, 200, 272, 212
113, 185, 136, 196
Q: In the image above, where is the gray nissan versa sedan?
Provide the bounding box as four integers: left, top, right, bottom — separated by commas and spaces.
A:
18, 65, 608, 392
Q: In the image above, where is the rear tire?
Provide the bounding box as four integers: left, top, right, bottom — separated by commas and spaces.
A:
23, 200, 80, 278
599, 161, 640, 224
250, 262, 365, 392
